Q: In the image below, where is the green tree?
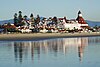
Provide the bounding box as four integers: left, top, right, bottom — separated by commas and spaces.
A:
7, 22, 11, 26
21, 22, 25, 26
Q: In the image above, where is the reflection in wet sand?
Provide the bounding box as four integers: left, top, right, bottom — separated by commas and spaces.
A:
13, 37, 89, 63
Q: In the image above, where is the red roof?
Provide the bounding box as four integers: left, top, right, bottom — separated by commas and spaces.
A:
76, 16, 87, 24
3, 25, 16, 29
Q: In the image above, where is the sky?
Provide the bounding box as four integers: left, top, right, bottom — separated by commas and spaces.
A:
0, 0, 100, 21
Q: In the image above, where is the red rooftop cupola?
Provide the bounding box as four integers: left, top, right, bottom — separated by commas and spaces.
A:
76, 11, 87, 24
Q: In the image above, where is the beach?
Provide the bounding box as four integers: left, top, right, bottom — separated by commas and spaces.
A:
0, 32, 100, 41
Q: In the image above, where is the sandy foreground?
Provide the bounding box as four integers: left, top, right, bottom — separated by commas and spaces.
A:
0, 32, 100, 41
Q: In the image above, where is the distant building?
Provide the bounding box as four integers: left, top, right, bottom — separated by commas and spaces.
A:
14, 10, 90, 33
2, 23, 16, 33
3, 24, 16, 29
58, 11, 89, 31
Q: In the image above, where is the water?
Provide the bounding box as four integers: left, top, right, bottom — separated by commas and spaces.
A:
0, 36, 100, 67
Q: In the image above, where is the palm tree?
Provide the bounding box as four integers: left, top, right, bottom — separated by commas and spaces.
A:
30, 13, 33, 18
19, 11, 22, 14
30, 13, 35, 27
18, 11, 22, 18
14, 13, 18, 26
36, 14, 40, 24
14, 13, 17, 18
30, 13, 34, 22
18, 11, 23, 23
24, 15, 27, 20
52, 16, 58, 25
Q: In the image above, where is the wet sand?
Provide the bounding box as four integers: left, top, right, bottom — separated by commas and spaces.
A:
0, 32, 100, 41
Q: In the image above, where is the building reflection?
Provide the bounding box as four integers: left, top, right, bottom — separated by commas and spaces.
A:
14, 42, 24, 63
78, 38, 87, 62
13, 37, 88, 63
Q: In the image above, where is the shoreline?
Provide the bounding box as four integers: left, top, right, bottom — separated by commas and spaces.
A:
0, 32, 100, 41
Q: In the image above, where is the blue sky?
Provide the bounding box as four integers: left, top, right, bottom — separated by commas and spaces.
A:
0, 0, 100, 21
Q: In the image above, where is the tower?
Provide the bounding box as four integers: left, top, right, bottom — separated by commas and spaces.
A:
76, 10, 87, 24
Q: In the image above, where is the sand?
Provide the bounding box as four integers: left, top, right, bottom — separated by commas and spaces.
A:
0, 32, 100, 41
